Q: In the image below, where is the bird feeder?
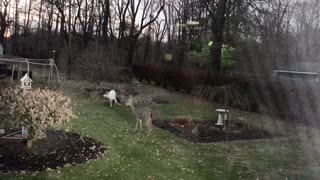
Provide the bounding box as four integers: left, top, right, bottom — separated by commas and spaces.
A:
164, 53, 173, 61
20, 73, 32, 94
186, 21, 200, 26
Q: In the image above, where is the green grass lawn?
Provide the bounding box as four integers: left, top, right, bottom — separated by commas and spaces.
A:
1, 81, 320, 180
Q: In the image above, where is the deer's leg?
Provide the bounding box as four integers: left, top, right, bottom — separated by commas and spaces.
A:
109, 99, 112, 107
114, 98, 120, 105
146, 119, 152, 136
140, 119, 143, 130
146, 127, 151, 136
148, 125, 152, 134
135, 119, 139, 131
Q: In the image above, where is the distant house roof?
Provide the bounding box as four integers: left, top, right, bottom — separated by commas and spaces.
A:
274, 63, 320, 82
283, 62, 320, 73
273, 70, 318, 75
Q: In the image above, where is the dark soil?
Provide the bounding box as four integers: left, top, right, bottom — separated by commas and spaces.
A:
153, 119, 273, 143
0, 130, 107, 173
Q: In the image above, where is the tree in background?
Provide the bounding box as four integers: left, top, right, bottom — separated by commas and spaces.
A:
0, 0, 318, 78
0, 0, 10, 46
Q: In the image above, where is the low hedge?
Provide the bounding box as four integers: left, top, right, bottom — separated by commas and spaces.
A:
133, 64, 225, 93
133, 64, 320, 124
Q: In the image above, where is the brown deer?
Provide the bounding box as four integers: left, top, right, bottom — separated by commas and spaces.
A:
125, 95, 153, 136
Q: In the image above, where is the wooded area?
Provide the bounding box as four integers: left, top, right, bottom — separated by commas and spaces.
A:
0, 0, 319, 78
2, 1, 320, 178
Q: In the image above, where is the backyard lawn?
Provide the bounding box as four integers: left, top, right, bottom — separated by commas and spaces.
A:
1, 80, 320, 179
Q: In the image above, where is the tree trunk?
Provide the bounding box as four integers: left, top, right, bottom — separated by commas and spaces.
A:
210, 0, 228, 73
155, 42, 161, 63
102, 0, 110, 42
127, 39, 137, 66
178, 6, 188, 66
24, 0, 32, 35
37, 0, 43, 32
177, 25, 187, 66
0, 16, 6, 45
60, 14, 67, 40
211, 28, 223, 73
142, 35, 151, 64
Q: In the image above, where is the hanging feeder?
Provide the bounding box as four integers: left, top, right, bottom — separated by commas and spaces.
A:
164, 53, 173, 61
186, 21, 200, 26
20, 73, 32, 90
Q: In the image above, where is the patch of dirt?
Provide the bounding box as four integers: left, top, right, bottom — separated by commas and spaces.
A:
0, 130, 107, 173
153, 119, 273, 143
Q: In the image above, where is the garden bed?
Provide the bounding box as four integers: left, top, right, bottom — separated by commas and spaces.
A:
153, 118, 273, 143
0, 130, 107, 173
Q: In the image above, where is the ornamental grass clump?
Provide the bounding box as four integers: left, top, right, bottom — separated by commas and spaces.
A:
0, 86, 73, 141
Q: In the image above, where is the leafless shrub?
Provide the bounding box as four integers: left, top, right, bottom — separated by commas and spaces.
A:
195, 83, 250, 109
0, 86, 74, 141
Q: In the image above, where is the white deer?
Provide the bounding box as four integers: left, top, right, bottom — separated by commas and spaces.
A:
103, 90, 120, 107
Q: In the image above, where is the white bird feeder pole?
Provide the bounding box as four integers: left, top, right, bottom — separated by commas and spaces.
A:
20, 73, 32, 136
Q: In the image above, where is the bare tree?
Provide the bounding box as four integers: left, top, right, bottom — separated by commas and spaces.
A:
100, 0, 110, 42
0, 0, 10, 45
110, 0, 130, 42
37, 0, 44, 32
126, 0, 165, 66
14, 0, 20, 35
201, 0, 231, 72
48, 0, 67, 39
23, 0, 32, 35
293, 0, 320, 62
247, 0, 293, 70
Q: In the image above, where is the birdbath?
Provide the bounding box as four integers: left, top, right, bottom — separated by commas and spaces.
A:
215, 109, 229, 127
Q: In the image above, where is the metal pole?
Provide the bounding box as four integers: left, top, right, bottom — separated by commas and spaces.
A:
48, 63, 51, 83
18, 64, 21, 79
51, 58, 61, 83
67, 0, 72, 79
11, 65, 15, 83
25, 58, 30, 76
224, 86, 228, 128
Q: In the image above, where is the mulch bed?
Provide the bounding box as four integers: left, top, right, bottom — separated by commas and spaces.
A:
153, 119, 273, 143
0, 130, 107, 173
